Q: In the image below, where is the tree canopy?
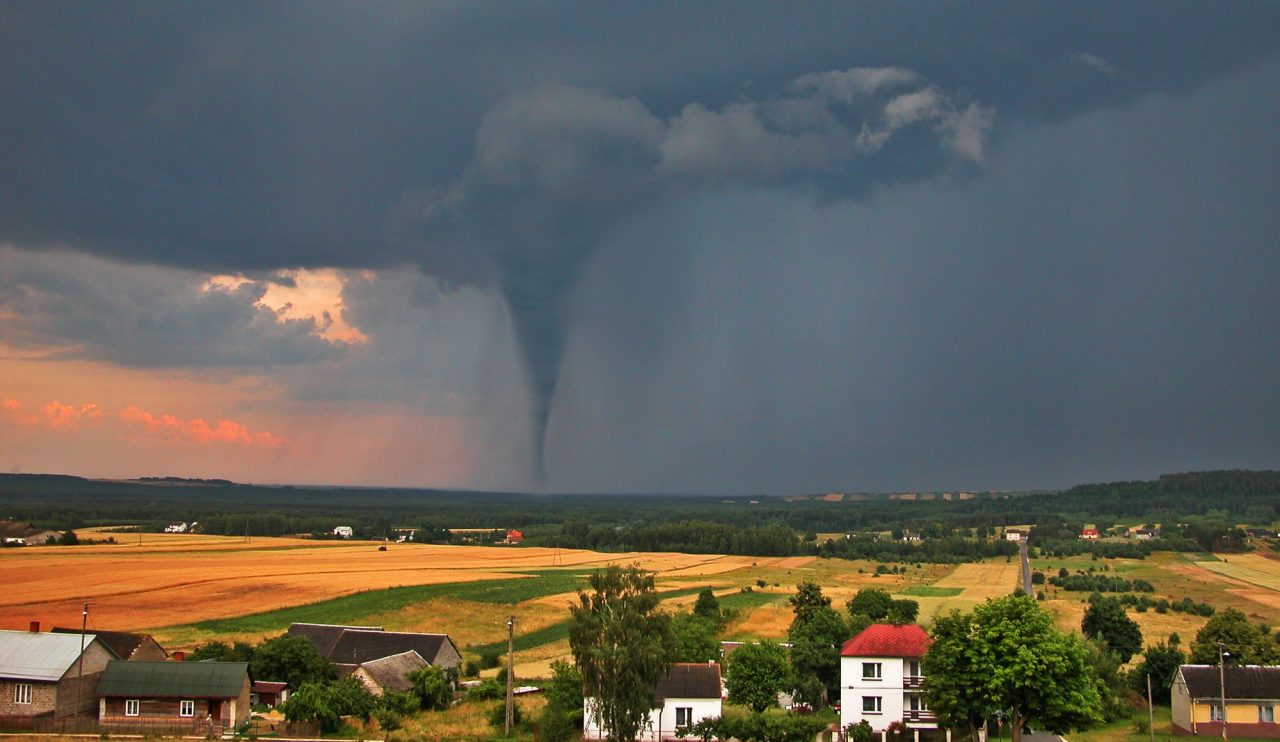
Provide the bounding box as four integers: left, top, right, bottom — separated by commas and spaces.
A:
1081, 596, 1143, 663
1190, 608, 1280, 665
846, 588, 893, 622
250, 635, 335, 689
569, 564, 676, 742
787, 583, 848, 707
923, 594, 1104, 742
726, 641, 792, 713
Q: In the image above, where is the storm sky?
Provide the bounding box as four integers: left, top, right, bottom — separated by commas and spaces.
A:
2, 2, 1278, 493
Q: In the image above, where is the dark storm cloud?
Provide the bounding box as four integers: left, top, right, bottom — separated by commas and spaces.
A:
2, 2, 1278, 488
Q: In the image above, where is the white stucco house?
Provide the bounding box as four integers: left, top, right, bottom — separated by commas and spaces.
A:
840, 623, 937, 739
584, 662, 722, 741
332, 526, 354, 538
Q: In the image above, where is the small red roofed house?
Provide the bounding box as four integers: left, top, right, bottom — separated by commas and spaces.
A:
840, 624, 936, 735
1080, 527, 1100, 540
505, 530, 524, 544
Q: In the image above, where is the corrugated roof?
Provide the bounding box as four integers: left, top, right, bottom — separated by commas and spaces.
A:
328, 629, 452, 666
51, 627, 163, 660
0, 629, 97, 681
97, 660, 248, 699
287, 623, 383, 659
359, 650, 428, 693
655, 663, 721, 700
1180, 665, 1280, 700
841, 624, 932, 658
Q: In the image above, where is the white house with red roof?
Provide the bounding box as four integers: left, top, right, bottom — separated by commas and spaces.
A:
840, 623, 937, 737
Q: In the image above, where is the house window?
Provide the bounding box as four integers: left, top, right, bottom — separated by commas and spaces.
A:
909, 695, 928, 711
863, 696, 882, 714
180, 700, 195, 717
863, 662, 882, 680
676, 707, 693, 728
908, 660, 922, 677
1209, 705, 1224, 722
1260, 706, 1275, 723
14, 683, 32, 704
125, 700, 140, 717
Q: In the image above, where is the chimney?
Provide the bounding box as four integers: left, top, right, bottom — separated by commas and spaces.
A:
173, 651, 185, 662
29, 620, 39, 633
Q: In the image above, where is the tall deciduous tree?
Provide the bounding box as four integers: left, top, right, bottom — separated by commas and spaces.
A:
569, 564, 676, 742
251, 635, 335, 689
726, 641, 793, 712
672, 613, 720, 663
847, 588, 893, 621
1129, 642, 1186, 705
787, 592, 848, 706
1190, 608, 1280, 665
923, 595, 1104, 742
1081, 596, 1143, 663
693, 588, 722, 623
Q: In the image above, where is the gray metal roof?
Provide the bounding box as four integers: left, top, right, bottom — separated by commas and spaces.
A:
0, 629, 98, 682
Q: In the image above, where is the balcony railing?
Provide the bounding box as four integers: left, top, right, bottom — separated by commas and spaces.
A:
903, 676, 924, 689
904, 710, 938, 724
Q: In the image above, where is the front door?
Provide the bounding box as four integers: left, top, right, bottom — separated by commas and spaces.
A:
208, 700, 221, 723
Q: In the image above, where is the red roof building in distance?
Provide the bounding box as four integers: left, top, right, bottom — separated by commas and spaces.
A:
505, 529, 524, 543
1079, 527, 1101, 539
840, 623, 932, 658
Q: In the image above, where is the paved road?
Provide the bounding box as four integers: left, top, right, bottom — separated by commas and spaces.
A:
1019, 540, 1034, 595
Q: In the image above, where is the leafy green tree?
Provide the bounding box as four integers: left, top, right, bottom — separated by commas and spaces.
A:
537, 659, 585, 742
672, 613, 720, 663
1130, 641, 1186, 705
726, 641, 792, 712
1082, 638, 1130, 723
1081, 596, 1143, 663
569, 564, 676, 742
887, 599, 920, 624
1191, 608, 1280, 664
190, 640, 255, 663
788, 599, 847, 706
280, 678, 375, 733
847, 588, 893, 621
845, 719, 875, 742
693, 588, 722, 623
789, 581, 832, 621
250, 635, 335, 688
407, 665, 451, 711
923, 595, 1104, 742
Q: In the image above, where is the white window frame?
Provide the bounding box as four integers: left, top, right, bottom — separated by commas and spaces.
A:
1210, 704, 1224, 722
14, 683, 32, 705
909, 695, 928, 711
908, 660, 922, 677
863, 662, 882, 680
863, 696, 882, 714
125, 699, 140, 717
180, 700, 195, 717
675, 706, 693, 728
1260, 705, 1275, 723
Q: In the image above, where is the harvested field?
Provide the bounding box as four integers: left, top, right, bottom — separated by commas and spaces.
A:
1194, 553, 1280, 592
0, 537, 769, 634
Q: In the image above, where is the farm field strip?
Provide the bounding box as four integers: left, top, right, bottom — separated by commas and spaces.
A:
1192, 554, 1280, 592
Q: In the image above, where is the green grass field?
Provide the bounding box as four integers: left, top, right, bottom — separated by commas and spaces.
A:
185, 569, 589, 634
899, 586, 964, 597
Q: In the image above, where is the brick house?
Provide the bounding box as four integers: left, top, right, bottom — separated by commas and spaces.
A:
97, 660, 250, 736
0, 626, 114, 728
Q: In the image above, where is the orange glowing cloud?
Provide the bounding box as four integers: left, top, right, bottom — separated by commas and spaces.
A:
1, 399, 101, 431
1, 398, 284, 448
118, 406, 286, 448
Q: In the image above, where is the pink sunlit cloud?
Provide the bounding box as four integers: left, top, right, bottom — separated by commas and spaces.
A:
2, 398, 284, 449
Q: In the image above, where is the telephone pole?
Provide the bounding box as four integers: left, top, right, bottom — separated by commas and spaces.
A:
504, 615, 516, 735
75, 602, 88, 731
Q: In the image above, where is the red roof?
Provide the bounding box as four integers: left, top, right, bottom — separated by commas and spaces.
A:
840, 623, 931, 658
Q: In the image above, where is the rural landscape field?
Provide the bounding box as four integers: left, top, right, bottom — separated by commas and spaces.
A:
7, 529, 1280, 682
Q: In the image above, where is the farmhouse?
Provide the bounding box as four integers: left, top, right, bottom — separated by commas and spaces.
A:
163, 522, 188, 534
1004, 529, 1028, 541
0, 521, 61, 546
51, 628, 166, 662
0, 626, 114, 727
583, 662, 723, 741
249, 681, 288, 708
287, 624, 460, 673
1172, 664, 1280, 738
96, 660, 250, 736
1079, 527, 1101, 540
840, 623, 937, 738
332, 526, 354, 538
505, 529, 524, 544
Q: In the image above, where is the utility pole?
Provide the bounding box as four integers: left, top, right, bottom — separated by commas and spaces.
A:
75, 602, 88, 731
1147, 674, 1155, 742
1219, 643, 1230, 742
505, 615, 516, 735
